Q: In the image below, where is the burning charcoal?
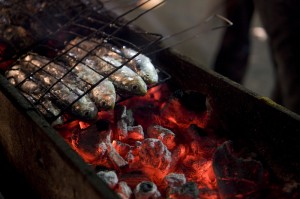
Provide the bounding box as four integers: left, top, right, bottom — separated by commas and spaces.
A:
96, 170, 118, 189
116, 119, 128, 141
184, 124, 208, 142
134, 181, 161, 199
167, 182, 199, 199
160, 94, 207, 129
164, 173, 186, 188
115, 181, 132, 199
169, 144, 188, 171
125, 109, 134, 126
147, 124, 176, 150
115, 105, 128, 120
125, 150, 142, 170
112, 140, 131, 158
114, 105, 135, 141
107, 144, 128, 169
185, 125, 218, 158
139, 138, 172, 171
71, 120, 111, 163
212, 141, 264, 199
127, 125, 144, 141
119, 172, 151, 189
115, 105, 135, 125
115, 105, 128, 141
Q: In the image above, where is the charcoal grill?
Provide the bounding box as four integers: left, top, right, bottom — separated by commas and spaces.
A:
1, 0, 300, 198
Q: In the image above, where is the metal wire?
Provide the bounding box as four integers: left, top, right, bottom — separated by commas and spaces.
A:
3, 0, 168, 123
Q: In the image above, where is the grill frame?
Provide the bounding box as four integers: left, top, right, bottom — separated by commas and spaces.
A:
1, 1, 300, 198
1, 48, 300, 197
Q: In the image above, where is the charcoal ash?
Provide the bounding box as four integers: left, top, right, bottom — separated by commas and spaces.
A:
147, 124, 176, 150
139, 138, 172, 171
96, 170, 118, 189
134, 181, 161, 199
115, 181, 132, 199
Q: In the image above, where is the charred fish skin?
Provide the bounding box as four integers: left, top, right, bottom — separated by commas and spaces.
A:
20, 54, 98, 121
121, 47, 159, 85
5, 66, 64, 126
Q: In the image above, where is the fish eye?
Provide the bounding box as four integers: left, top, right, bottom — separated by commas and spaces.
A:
132, 85, 138, 90
84, 111, 90, 117
100, 101, 107, 107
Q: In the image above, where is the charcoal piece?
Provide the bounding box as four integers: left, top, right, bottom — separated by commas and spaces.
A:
139, 138, 171, 171
119, 172, 150, 189
127, 125, 144, 141
112, 140, 131, 158
115, 181, 132, 199
147, 124, 176, 150
115, 105, 127, 120
125, 109, 134, 126
114, 105, 135, 141
116, 119, 128, 141
167, 182, 199, 199
164, 173, 186, 188
96, 170, 118, 189
212, 141, 264, 199
134, 181, 161, 199
107, 144, 128, 169
71, 120, 111, 162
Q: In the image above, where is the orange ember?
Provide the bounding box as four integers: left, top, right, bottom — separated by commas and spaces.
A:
55, 83, 223, 198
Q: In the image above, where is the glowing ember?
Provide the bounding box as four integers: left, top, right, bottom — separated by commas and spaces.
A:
55, 84, 265, 198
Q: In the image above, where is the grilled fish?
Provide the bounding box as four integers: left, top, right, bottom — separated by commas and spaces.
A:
64, 38, 148, 96
28, 53, 116, 111
66, 59, 116, 110
20, 54, 98, 121
95, 55, 148, 96
121, 47, 158, 85
5, 65, 64, 126
66, 37, 158, 85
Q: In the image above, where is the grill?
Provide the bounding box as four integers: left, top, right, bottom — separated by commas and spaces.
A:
1, 0, 300, 198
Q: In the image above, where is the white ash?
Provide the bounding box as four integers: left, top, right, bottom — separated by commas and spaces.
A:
164, 173, 186, 188
134, 181, 161, 199
115, 181, 132, 199
97, 142, 108, 156
96, 170, 118, 189
139, 138, 172, 170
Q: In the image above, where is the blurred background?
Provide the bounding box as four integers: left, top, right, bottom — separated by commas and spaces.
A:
105, 0, 274, 97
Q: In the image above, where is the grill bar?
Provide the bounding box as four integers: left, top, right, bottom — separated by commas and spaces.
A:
1, 0, 172, 124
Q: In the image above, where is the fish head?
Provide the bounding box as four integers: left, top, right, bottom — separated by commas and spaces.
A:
71, 99, 98, 121
98, 94, 116, 110
126, 76, 148, 96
